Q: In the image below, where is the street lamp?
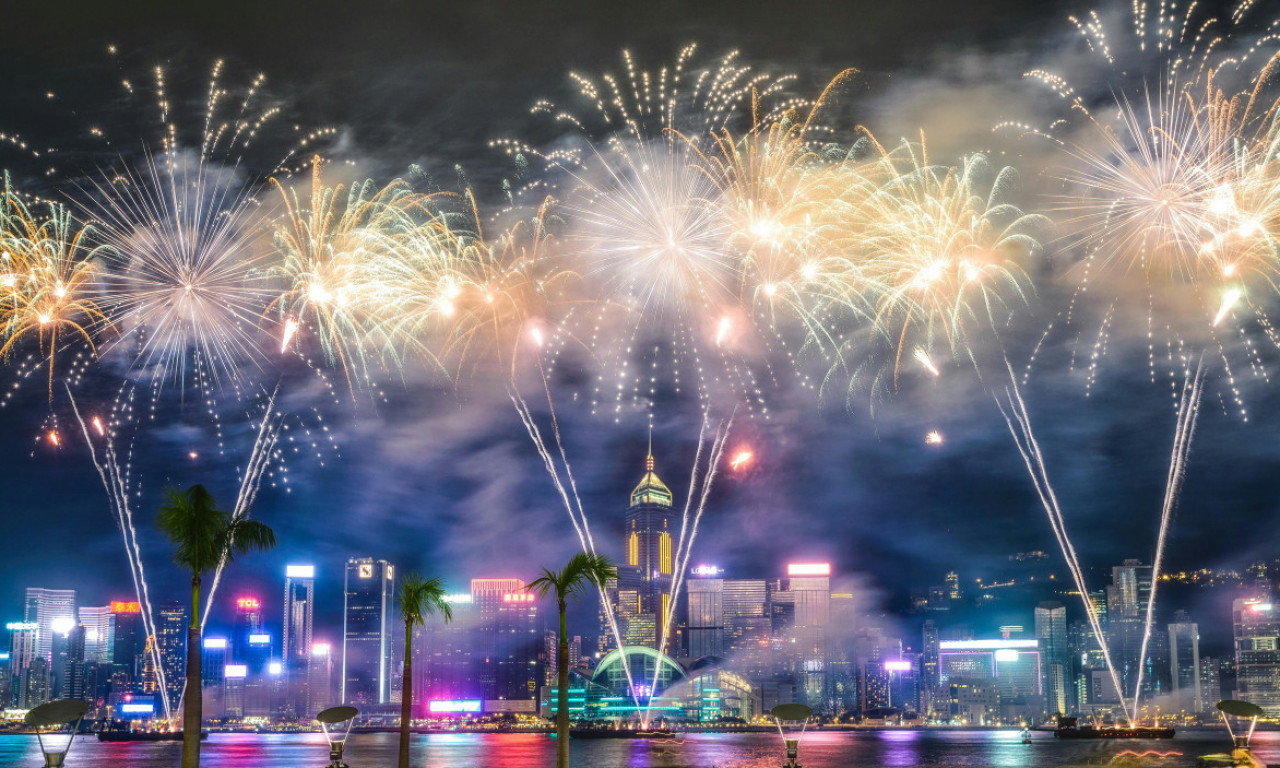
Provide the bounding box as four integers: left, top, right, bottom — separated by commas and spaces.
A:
315, 706, 358, 767
1216, 699, 1264, 759
24, 699, 89, 767
770, 703, 813, 768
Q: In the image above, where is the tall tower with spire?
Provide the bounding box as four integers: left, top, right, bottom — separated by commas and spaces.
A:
618, 446, 676, 649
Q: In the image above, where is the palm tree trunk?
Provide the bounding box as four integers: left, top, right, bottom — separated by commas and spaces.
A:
556, 599, 569, 768
182, 575, 202, 768
398, 618, 413, 768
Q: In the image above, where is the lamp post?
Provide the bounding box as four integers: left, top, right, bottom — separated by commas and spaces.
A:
1216, 699, 1264, 764
770, 703, 813, 768
316, 706, 358, 768
24, 699, 89, 768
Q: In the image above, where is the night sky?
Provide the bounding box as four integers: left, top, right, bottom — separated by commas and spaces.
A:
0, 0, 1275, 654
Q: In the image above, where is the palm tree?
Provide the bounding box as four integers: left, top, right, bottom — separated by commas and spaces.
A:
529, 552, 616, 768
397, 572, 452, 768
157, 484, 276, 768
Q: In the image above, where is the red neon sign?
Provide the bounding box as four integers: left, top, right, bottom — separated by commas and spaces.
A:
236, 598, 261, 610
110, 601, 141, 614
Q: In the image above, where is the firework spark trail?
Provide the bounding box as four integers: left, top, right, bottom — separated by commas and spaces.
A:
200, 386, 284, 630
506, 385, 643, 712
1131, 356, 1204, 720
650, 412, 732, 724
994, 362, 1132, 725
64, 382, 172, 721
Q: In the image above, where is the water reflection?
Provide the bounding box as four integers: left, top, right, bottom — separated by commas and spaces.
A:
0, 729, 1272, 767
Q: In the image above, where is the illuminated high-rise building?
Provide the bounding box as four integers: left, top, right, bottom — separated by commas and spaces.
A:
53, 623, 86, 701
1233, 597, 1280, 715
24, 588, 76, 665
493, 585, 540, 702
201, 638, 228, 718
284, 566, 316, 667
416, 593, 477, 705
687, 577, 724, 659
723, 579, 771, 681
1036, 601, 1069, 716
109, 601, 142, 679
922, 620, 941, 717
78, 606, 114, 665
778, 564, 831, 710
8, 622, 40, 708
618, 450, 675, 648
1107, 560, 1153, 701
343, 557, 395, 705
232, 596, 264, 663
283, 565, 316, 716
201, 638, 228, 687
157, 601, 187, 711
469, 578, 540, 702
309, 642, 335, 714
1200, 656, 1222, 708
1168, 612, 1202, 714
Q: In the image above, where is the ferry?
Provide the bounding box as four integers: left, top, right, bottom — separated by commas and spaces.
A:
1053, 716, 1175, 739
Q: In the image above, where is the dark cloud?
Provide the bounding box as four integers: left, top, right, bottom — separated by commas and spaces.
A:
0, 0, 1277, 657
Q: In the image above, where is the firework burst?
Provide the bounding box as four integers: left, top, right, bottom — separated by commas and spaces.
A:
0, 181, 105, 394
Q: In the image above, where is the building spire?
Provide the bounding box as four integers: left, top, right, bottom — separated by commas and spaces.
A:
646, 415, 654, 470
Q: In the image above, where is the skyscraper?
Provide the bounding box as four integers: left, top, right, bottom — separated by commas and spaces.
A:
687, 577, 725, 659
619, 451, 675, 647
494, 587, 541, 702
157, 601, 187, 711
55, 624, 86, 701
922, 620, 941, 717
309, 642, 335, 714
24, 588, 76, 665
78, 606, 114, 666
1233, 597, 1280, 715
722, 579, 771, 681
1200, 656, 1222, 709
284, 566, 316, 668
1036, 601, 1069, 716
7, 622, 40, 708
283, 564, 316, 716
343, 557, 395, 705
1168, 612, 1201, 714
1107, 560, 1153, 701
110, 601, 142, 680
233, 596, 264, 664
779, 563, 831, 710
468, 578, 540, 702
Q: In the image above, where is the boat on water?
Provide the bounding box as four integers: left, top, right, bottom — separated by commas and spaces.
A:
1053, 716, 1175, 739
569, 728, 680, 739
97, 729, 208, 742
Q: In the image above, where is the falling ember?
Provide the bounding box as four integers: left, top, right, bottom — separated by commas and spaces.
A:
280, 318, 299, 354
925, 431, 944, 445
188, 451, 198, 460
913, 349, 940, 377
48, 430, 60, 446
715, 316, 732, 347
1213, 288, 1242, 327
729, 449, 753, 470
529, 326, 544, 348
91, 416, 105, 436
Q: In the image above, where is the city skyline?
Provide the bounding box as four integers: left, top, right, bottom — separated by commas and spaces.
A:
6, 452, 1274, 725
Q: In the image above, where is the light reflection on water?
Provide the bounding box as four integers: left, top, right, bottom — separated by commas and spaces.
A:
0, 729, 1271, 767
